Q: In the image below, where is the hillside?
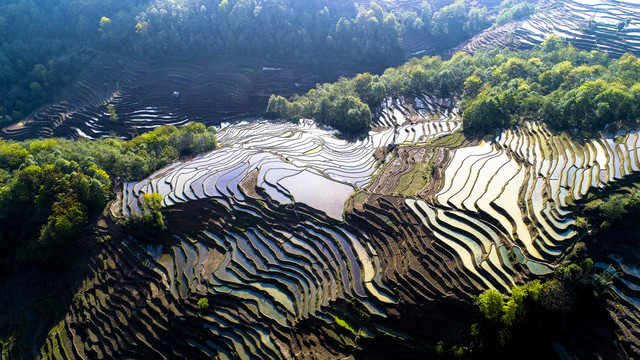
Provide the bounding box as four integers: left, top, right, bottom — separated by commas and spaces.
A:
3, 1, 640, 360
458, 0, 640, 55
9, 94, 640, 359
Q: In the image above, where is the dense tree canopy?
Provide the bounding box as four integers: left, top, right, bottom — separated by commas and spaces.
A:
0, 123, 216, 274
0, 0, 148, 126
452, 244, 600, 358
430, 0, 491, 46
1, 0, 498, 129
496, 0, 536, 25
269, 37, 640, 136
266, 74, 379, 133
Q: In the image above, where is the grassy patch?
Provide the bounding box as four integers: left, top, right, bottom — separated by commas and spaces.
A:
584, 198, 604, 211
352, 191, 369, 207
429, 132, 466, 148
372, 323, 412, 341
377, 214, 396, 228
394, 161, 434, 196
332, 315, 358, 335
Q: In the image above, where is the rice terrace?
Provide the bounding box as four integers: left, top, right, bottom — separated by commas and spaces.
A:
3, 0, 640, 359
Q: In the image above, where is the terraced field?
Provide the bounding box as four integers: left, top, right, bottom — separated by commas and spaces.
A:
127, 203, 394, 359
116, 92, 640, 353
394, 121, 640, 314
592, 219, 640, 323
122, 97, 462, 221
377, 96, 460, 127
6, 1, 640, 357
67, 102, 457, 359
2, 56, 318, 140
30, 92, 640, 358
459, 0, 640, 56
516, 0, 640, 56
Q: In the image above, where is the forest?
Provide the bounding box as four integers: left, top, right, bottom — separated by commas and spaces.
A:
0, 0, 534, 130
268, 36, 640, 135
0, 123, 216, 275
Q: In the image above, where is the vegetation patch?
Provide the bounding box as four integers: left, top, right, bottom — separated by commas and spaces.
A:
428, 132, 467, 148
437, 243, 609, 359
0, 0, 498, 131
393, 158, 434, 196
197, 298, 209, 310
0, 123, 215, 275
269, 38, 640, 137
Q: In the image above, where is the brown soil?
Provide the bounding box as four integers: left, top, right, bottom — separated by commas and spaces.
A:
364, 144, 451, 199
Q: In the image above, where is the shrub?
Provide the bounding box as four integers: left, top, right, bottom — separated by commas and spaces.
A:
478, 289, 504, 320
599, 193, 628, 220
197, 298, 209, 309
125, 192, 167, 235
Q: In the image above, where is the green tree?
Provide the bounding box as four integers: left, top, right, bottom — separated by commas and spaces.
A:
478, 289, 504, 320
430, 0, 468, 46
353, 73, 374, 100
134, 21, 148, 35
463, 93, 506, 133
599, 194, 628, 220
218, 0, 230, 13
39, 193, 88, 251
464, 7, 489, 34
106, 104, 118, 122
198, 298, 209, 309
463, 75, 483, 98
337, 96, 372, 133
266, 95, 290, 120
99, 16, 112, 32
501, 281, 541, 326
496, 1, 535, 25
